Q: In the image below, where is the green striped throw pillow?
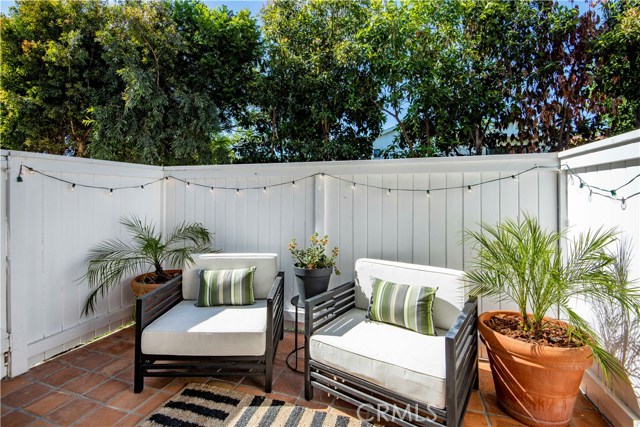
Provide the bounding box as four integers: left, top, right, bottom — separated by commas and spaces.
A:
197, 267, 256, 306
367, 277, 437, 336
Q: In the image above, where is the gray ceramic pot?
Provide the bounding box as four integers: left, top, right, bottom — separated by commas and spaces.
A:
293, 266, 332, 301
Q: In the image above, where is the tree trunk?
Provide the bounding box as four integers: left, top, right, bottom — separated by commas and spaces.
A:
474, 125, 483, 155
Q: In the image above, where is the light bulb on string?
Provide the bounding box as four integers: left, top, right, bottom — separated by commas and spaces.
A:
351, 182, 356, 190
29, 168, 35, 175
186, 182, 190, 188
210, 187, 214, 193
263, 186, 267, 193
320, 173, 325, 180
140, 185, 145, 191
108, 189, 114, 196
236, 188, 240, 195
621, 197, 627, 210
70, 183, 76, 192
467, 185, 472, 193
588, 190, 593, 202
292, 181, 296, 188
386, 189, 392, 196
511, 175, 518, 182
426, 190, 431, 198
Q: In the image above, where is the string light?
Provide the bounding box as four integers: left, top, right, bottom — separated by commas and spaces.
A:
70, 183, 76, 192
13, 163, 640, 210
621, 197, 627, 210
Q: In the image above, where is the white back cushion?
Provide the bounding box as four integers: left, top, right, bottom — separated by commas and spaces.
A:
354, 258, 466, 330
182, 253, 278, 300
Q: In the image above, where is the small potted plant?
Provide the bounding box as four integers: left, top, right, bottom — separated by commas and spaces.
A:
288, 232, 340, 300
82, 214, 213, 316
465, 215, 640, 427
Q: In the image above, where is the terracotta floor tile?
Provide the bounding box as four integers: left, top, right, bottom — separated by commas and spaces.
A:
574, 393, 597, 411
41, 366, 87, 387
24, 361, 66, 380
84, 378, 130, 402
272, 372, 304, 398
467, 390, 485, 413
24, 390, 75, 416
74, 352, 115, 371
102, 341, 134, 356
2, 383, 53, 408
235, 383, 267, 397
60, 372, 108, 394
204, 379, 237, 391
0, 376, 31, 398
26, 418, 58, 427
161, 377, 210, 394
56, 348, 93, 365
570, 408, 611, 427
1, 410, 38, 427
115, 366, 134, 384
481, 392, 505, 416
140, 376, 174, 390
46, 397, 99, 425
1, 404, 12, 416
489, 414, 528, 427
462, 411, 489, 427
266, 392, 298, 404
133, 391, 173, 416
95, 357, 131, 377
107, 388, 158, 412
114, 413, 144, 427
74, 406, 128, 427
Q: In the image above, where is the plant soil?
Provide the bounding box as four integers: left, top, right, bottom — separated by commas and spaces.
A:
484, 313, 583, 348
140, 271, 181, 284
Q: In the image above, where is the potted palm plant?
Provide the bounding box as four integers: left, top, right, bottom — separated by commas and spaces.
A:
288, 232, 340, 300
82, 214, 213, 316
465, 215, 640, 427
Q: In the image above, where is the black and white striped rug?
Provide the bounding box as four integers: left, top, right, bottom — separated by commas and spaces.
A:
139, 383, 374, 427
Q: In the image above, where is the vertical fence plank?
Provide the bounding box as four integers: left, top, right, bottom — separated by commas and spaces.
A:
412, 173, 430, 266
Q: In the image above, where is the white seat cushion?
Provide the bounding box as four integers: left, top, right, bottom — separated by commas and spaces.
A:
310, 308, 448, 409
141, 300, 267, 356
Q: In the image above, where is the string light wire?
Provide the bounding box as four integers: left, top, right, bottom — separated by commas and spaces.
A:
14, 163, 640, 208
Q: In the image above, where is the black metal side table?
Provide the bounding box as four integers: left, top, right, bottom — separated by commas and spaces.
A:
286, 295, 305, 373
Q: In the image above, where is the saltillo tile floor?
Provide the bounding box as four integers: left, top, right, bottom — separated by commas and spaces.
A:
1, 326, 611, 427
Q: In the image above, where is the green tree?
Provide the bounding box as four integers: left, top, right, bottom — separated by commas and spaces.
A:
0, 0, 108, 156
593, 0, 640, 132
89, 0, 261, 165
235, 0, 383, 162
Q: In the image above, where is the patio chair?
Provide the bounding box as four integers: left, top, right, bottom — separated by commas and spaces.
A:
134, 253, 284, 393
304, 258, 478, 427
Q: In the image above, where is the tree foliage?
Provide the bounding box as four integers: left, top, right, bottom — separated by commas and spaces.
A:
234, 0, 383, 162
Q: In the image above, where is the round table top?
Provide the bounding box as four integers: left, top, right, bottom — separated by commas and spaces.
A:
290, 295, 305, 308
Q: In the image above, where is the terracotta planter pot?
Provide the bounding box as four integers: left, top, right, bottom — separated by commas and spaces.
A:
293, 266, 332, 301
478, 311, 593, 427
130, 269, 182, 297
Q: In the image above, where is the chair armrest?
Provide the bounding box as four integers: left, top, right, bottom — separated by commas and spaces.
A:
444, 297, 479, 425
305, 281, 357, 338
135, 274, 184, 348
266, 272, 285, 357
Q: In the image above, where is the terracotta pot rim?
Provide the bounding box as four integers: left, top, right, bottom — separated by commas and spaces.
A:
478, 310, 593, 358
132, 269, 182, 284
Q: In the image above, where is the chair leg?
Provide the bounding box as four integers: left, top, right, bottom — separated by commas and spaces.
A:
134, 361, 144, 393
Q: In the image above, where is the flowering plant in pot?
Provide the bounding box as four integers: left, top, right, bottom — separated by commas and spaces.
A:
82, 215, 213, 316
465, 215, 640, 427
288, 232, 340, 300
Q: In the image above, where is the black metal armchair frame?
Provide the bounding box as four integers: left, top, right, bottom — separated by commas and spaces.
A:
304, 281, 478, 427
134, 272, 284, 393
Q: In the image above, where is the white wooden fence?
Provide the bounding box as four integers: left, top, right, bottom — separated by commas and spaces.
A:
559, 130, 640, 425
164, 154, 560, 318
2, 151, 164, 376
